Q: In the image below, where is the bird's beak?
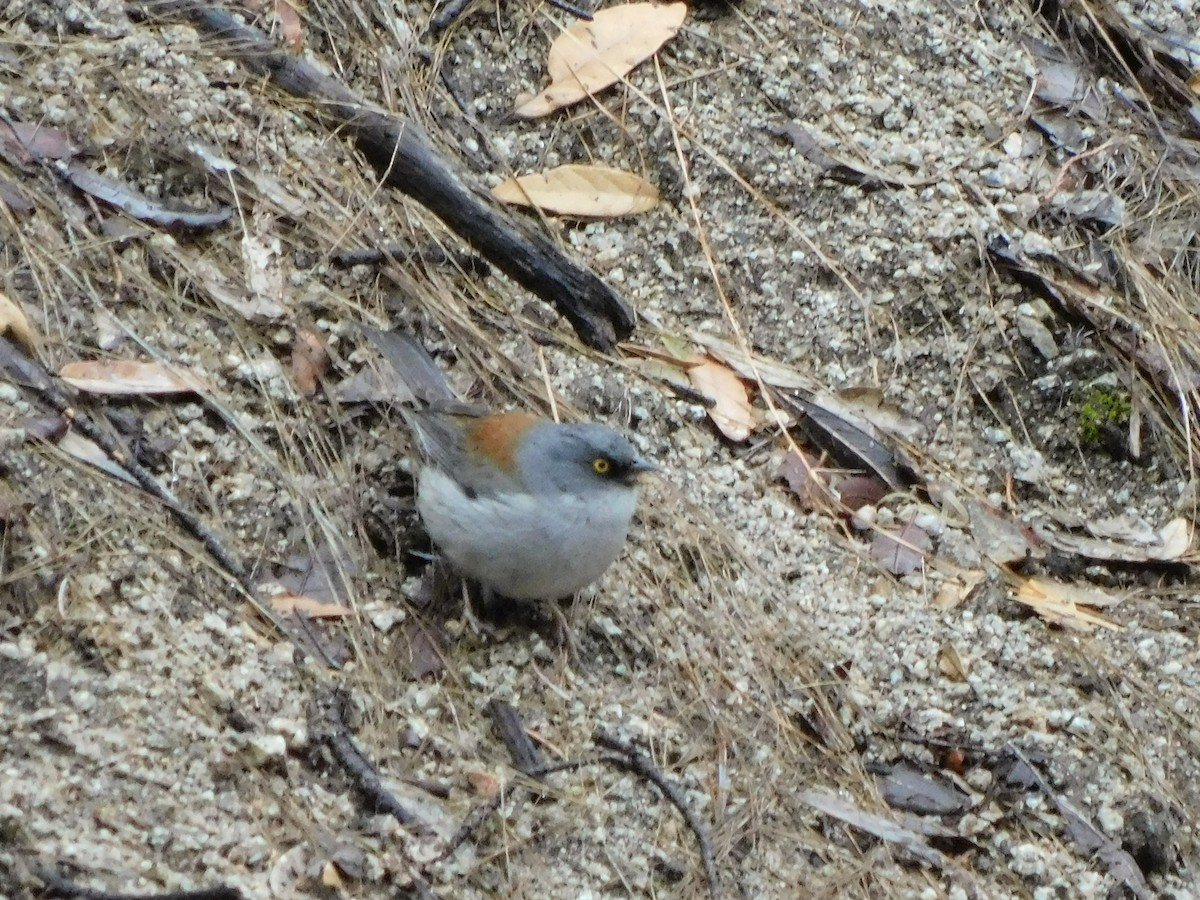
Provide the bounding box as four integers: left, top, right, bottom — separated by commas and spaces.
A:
624, 458, 658, 484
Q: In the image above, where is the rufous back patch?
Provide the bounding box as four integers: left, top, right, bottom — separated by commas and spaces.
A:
465, 412, 540, 474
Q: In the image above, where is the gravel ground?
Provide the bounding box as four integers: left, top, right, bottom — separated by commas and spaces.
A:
2, 0, 1199, 898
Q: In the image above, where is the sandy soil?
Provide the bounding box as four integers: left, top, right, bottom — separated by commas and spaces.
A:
2, 0, 1199, 898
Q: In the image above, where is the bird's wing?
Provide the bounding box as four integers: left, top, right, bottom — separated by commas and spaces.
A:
411, 410, 531, 498
405, 409, 469, 475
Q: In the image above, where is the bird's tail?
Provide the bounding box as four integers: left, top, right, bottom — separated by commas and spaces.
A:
362, 326, 458, 405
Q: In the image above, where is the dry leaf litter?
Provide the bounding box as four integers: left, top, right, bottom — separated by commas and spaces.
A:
2, 1, 1199, 898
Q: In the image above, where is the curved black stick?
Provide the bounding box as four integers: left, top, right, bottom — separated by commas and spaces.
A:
134, 0, 637, 350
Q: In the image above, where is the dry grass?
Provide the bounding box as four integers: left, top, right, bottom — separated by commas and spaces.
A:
2, 0, 1200, 897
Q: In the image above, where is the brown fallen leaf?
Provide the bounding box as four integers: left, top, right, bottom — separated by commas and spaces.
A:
620, 341, 693, 366
56, 431, 137, 485
1024, 37, 1107, 120
0, 175, 34, 215
798, 789, 967, 876
687, 357, 754, 442
466, 770, 502, 798
401, 620, 447, 679
968, 500, 1046, 565
491, 164, 659, 218
292, 327, 329, 397
1031, 109, 1088, 153
20, 416, 69, 442
271, 539, 357, 606
276, 0, 304, 52
1019, 576, 1124, 608
0, 120, 75, 167
623, 355, 696, 398
878, 761, 971, 816
269, 593, 353, 619
1014, 577, 1121, 632
836, 474, 888, 514
871, 519, 931, 576
931, 569, 985, 610
320, 862, 343, 890
59, 359, 207, 396
515, 2, 688, 118
776, 448, 828, 509
788, 394, 909, 491
0, 290, 40, 355
836, 387, 927, 442
938, 642, 968, 681
1080, 513, 1160, 545
689, 332, 811, 390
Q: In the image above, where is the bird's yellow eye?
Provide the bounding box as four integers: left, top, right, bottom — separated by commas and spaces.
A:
592, 456, 611, 475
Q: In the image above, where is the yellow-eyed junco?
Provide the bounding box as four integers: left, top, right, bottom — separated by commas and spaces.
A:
368, 328, 655, 602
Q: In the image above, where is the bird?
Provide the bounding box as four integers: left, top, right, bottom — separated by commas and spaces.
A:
367, 327, 656, 604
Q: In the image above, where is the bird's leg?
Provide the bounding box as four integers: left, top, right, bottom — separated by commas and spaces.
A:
548, 595, 584, 667
461, 581, 498, 640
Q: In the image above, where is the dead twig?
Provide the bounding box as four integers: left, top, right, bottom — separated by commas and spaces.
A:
1007, 742, 1152, 899
308, 684, 419, 827
546, 0, 594, 20
432, 0, 594, 29
306, 687, 440, 899
32, 867, 243, 900
132, 0, 634, 350
428, 0, 475, 33
290, 610, 345, 671
798, 788, 984, 899
487, 698, 545, 777
434, 754, 614, 865
431, 720, 720, 896
330, 243, 490, 276
593, 729, 721, 900
0, 337, 253, 593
